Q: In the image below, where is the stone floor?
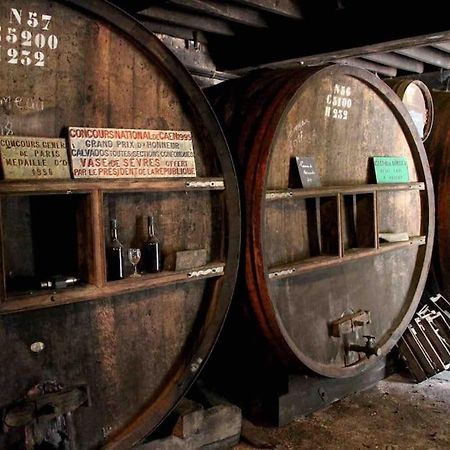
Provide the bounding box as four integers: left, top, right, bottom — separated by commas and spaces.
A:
233, 371, 450, 450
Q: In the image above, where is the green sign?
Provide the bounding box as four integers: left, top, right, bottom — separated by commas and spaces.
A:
373, 156, 409, 183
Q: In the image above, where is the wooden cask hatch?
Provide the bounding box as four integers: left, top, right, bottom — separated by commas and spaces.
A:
386, 78, 434, 142
425, 90, 450, 299
208, 64, 434, 379
0, 1, 240, 448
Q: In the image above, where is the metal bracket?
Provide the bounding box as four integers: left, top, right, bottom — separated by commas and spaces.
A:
185, 180, 224, 189
269, 268, 296, 279
188, 266, 224, 278
4, 383, 90, 428
266, 191, 293, 200
329, 310, 371, 337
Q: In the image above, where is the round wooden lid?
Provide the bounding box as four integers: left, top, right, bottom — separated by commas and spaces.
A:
386, 79, 434, 142
0, 0, 240, 447
242, 65, 433, 378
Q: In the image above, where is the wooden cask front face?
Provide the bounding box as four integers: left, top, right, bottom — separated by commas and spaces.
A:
425, 91, 450, 299
211, 65, 434, 378
386, 79, 434, 142
0, 1, 239, 448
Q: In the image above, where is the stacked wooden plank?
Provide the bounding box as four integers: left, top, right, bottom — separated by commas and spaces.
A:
398, 294, 450, 382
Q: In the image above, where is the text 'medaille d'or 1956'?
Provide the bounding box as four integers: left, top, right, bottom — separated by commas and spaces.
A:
0, 127, 197, 180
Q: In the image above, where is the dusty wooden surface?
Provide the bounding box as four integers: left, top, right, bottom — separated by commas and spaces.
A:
425, 90, 450, 301
0, 0, 240, 448
209, 65, 434, 378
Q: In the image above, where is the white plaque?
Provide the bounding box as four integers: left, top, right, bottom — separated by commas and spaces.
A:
68, 127, 197, 179
0, 136, 70, 180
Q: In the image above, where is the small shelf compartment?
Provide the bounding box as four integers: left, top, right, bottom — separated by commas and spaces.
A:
342, 193, 377, 251
1, 193, 93, 300
305, 196, 341, 258
103, 190, 223, 279
269, 236, 426, 279
266, 181, 426, 281
0, 176, 227, 313
0, 262, 225, 315
0, 177, 225, 195
265, 182, 425, 201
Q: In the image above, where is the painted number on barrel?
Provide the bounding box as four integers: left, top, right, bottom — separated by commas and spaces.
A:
0, 8, 59, 68
324, 84, 352, 120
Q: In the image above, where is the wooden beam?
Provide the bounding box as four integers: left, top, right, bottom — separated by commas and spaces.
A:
167, 0, 268, 28
156, 34, 216, 71
141, 20, 209, 43
111, 1, 161, 12
209, 6, 450, 71
224, 32, 450, 73
337, 58, 397, 77
155, 35, 237, 81
362, 52, 424, 73
395, 46, 450, 69
138, 6, 236, 36
397, 69, 450, 90
431, 41, 450, 53
230, 0, 302, 19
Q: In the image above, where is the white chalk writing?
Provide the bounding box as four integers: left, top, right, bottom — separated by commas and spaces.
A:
324, 83, 352, 120
0, 95, 44, 112
0, 118, 13, 136
0, 8, 59, 68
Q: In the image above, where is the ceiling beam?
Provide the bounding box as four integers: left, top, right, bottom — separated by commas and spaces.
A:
224, 33, 450, 74
362, 52, 424, 73
155, 35, 215, 70
113, 1, 154, 12
208, 5, 450, 71
395, 47, 450, 69
230, 0, 302, 19
167, 0, 268, 28
399, 69, 450, 90
430, 41, 450, 53
138, 6, 236, 36
141, 20, 209, 42
337, 58, 397, 78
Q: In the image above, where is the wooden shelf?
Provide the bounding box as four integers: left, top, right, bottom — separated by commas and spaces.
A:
268, 236, 426, 280
0, 177, 225, 195
266, 182, 425, 201
0, 262, 225, 315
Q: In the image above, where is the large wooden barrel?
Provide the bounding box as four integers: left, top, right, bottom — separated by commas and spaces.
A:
208, 64, 434, 379
425, 90, 450, 299
386, 79, 434, 142
0, 1, 239, 448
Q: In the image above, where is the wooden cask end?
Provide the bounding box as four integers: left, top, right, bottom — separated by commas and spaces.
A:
386, 78, 434, 142
425, 90, 450, 299
208, 64, 434, 379
0, 1, 240, 448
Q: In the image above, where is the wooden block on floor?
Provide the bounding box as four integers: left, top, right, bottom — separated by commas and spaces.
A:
278, 359, 388, 426
137, 399, 241, 449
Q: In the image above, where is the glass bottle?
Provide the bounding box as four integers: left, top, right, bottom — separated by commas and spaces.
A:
143, 215, 162, 273
107, 218, 124, 280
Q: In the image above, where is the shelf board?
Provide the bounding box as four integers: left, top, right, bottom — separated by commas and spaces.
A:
0, 177, 225, 195
0, 262, 225, 314
268, 236, 426, 280
266, 182, 425, 201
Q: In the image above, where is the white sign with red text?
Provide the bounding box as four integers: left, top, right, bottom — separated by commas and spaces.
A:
68, 127, 197, 179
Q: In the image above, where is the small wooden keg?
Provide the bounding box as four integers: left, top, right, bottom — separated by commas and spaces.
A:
386, 78, 434, 141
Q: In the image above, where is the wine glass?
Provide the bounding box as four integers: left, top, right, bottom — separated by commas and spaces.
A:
128, 248, 141, 278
